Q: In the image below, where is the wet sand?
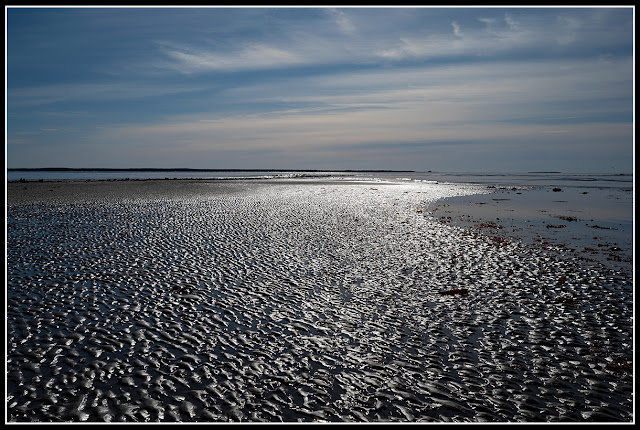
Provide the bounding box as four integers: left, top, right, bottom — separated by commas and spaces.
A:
6, 178, 634, 422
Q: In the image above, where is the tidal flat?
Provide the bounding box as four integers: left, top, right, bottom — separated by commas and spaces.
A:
6, 178, 634, 422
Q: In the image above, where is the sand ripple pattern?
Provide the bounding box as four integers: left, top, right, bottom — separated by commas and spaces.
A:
7, 180, 633, 422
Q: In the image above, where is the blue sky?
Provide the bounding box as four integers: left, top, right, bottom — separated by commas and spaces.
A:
6, 6, 634, 172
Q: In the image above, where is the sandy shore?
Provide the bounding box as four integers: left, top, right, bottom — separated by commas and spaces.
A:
6, 178, 634, 422
7, 178, 270, 204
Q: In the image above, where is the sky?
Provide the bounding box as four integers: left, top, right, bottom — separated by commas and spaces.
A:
5, 6, 635, 172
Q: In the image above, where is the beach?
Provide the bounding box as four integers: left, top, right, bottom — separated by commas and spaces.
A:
6, 178, 634, 422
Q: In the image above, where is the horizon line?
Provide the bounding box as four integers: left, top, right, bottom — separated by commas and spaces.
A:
7, 167, 416, 173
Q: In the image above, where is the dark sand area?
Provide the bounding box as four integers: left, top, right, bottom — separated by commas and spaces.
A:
7, 179, 267, 204
6, 178, 634, 423
6, 178, 396, 205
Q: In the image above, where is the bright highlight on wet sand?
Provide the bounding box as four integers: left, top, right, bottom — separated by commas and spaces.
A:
6, 177, 633, 422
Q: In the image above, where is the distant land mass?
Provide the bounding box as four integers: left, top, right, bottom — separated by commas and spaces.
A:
8, 168, 415, 173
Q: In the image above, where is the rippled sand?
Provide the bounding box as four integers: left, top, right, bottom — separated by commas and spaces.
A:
6, 179, 634, 422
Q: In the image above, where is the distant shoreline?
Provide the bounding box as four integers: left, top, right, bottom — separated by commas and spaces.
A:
7, 167, 415, 173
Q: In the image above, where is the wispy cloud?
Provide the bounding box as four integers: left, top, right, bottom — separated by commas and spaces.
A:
161, 43, 302, 74
91, 53, 631, 157
451, 21, 462, 37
